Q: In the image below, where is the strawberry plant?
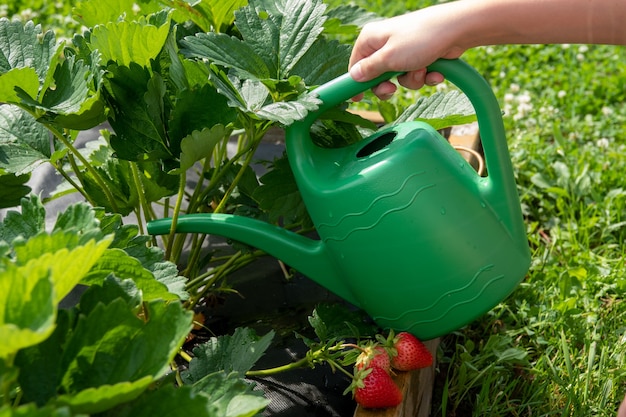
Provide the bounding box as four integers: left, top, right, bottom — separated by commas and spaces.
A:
0, 0, 473, 305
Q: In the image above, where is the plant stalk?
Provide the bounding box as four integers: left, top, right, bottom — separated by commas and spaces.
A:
165, 171, 187, 262
45, 123, 120, 212
130, 162, 153, 234
246, 356, 311, 377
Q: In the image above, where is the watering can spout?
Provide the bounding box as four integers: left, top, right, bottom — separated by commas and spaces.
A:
146, 214, 359, 306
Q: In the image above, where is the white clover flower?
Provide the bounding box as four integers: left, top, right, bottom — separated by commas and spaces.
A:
596, 138, 610, 148
133, 3, 141, 13
510, 83, 520, 93
562, 44, 571, 49
576, 53, 585, 62
601, 106, 614, 116
504, 93, 515, 102
578, 45, 589, 53
557, 90, 567, 99
19, 8, 35, 20
517, 91, 532, 104
499, 71, 506, 79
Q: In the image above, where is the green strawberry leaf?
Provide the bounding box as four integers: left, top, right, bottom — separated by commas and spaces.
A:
192, 371, 269, 417
234, 0, 327, 77
254, 92, 322, 125
0, 404, 79, 417
0, 262, 55, 358
60, 298, 192, 391
14, 309, 74, 406
97, 384, 212, 417
104, 64, 172, 161
207, 0, 247, 33
0, 20, 105, 130
0, 19, 57, 82
73, 0, 162, 28
0, 67, 39, 102
0, 173, 31, 209
182, 32, 271, 81
36, 52, 106, 129
209, 70, 322, 125
168, 82, 237, 143
81, 248, 179, 301
172, 125, 228, 174
14, 236, 112, 304
308, 303, 378, 342
81, 157, 138, 215
0, 195, 47, 244
55, 377, 154, 415
78, 276, 142, 316
209, 72, 269, 114
89, 19, 170, 68
252, 155, 312, 227
167, 83, 237, 156
180, 0, 329, 80
51, 201, 102, 238
392, 90, 477, 130
182, 327, 274, 383
98, 214, 188, 300
289, 37, 351, 86
323, 4, 379, 37
0, 105, 52, 175
168, 0, 246, 34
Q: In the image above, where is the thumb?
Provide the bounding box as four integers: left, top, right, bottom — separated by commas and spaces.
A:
349, 53, 390, 82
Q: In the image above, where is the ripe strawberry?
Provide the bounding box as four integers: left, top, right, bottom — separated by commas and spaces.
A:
355, 345, 391, 373
389, 332, 433, 371
353, 367, 403, 409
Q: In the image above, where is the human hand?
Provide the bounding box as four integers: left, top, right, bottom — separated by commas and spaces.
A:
348, 3, 468, 100
618, 393, 626, 417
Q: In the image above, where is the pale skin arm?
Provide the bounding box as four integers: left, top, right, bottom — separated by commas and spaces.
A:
349, 0, 626, 99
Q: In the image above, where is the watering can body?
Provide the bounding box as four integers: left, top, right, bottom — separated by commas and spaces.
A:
148, 59, 531, 340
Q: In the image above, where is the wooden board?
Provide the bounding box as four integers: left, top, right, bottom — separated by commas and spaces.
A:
353, 338, 440, 417
448, 123, 483, 175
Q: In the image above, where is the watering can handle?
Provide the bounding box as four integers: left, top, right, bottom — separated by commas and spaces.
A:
299, 58, 526, 245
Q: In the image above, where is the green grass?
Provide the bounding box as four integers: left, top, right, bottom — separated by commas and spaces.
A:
436, 19, 626, 417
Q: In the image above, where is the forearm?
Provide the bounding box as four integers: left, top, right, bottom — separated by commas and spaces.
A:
349, 0, 625, 87
455, 0, 626, 48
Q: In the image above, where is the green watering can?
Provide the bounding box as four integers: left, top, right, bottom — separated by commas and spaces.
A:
148, 59, 531, 340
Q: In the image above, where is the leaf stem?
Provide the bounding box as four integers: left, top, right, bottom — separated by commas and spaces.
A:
246, 356, 311, 377
46, 123, 120, 212
52, 159, 92, 202
165, 170, 187, 261
178, 349, 193, 363
130, 162, 153, 233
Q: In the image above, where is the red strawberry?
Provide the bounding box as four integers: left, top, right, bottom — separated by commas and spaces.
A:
353, 367, 403, 409
389, 332, 433, 371
355, 345, 391, 373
